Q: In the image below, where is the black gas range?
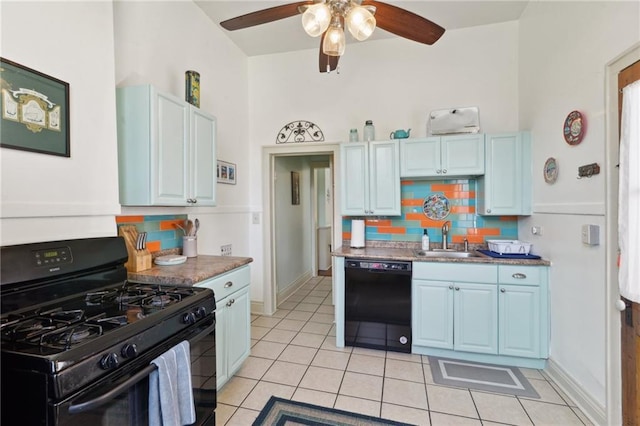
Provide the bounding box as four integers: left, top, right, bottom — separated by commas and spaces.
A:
0, 237, 217, 426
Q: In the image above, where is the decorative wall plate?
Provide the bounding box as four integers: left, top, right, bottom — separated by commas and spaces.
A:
544, 157, 558, 184
423, 194, 450, 220
563, 110, 585, 145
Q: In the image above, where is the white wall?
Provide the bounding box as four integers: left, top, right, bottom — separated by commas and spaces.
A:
247, 21, 520, 303
517, 1, 640, 423
0, 1, 120, 244
111, 1, 261, 298
274, 156, 312, 296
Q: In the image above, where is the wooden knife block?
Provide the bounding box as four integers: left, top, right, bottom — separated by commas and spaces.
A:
119, 226, 152, 272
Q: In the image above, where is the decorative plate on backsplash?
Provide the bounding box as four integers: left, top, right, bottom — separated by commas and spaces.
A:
423, 194, 451, 220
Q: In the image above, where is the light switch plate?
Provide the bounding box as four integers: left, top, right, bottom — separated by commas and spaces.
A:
581, 224, 599, 245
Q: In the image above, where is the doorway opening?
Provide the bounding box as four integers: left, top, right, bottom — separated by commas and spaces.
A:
261, 144, 342, 316
604, 43, 640, 426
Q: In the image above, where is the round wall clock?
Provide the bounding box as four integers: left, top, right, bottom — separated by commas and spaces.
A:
563, 110, 585, 145
544, 157, 558, 184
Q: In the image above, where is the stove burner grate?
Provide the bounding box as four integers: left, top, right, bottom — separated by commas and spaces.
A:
40, 323, 103, 349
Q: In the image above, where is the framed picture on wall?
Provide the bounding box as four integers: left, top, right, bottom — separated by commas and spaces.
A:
217, 160, 236, 185
0, 57, 70, 157
291, 171, 300, 205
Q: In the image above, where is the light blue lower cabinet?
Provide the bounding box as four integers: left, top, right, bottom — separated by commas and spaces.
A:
195, 265, 251, 390
411, 262, 549, 369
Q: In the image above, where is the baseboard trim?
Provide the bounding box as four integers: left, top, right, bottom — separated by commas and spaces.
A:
544, 358, 606, 426
277, 271, 312, 305
251, 301, 265, 316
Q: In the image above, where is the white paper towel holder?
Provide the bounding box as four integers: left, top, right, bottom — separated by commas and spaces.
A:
350, 219, 365, 248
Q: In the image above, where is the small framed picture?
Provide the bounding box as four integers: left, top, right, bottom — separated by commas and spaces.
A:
291, 171, 300, 205
217, 160, 236, 185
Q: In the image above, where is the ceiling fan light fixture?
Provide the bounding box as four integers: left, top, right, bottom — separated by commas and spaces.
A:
302, 2, 332, 37
346, 5, 376, 41
322, 16, 346, 57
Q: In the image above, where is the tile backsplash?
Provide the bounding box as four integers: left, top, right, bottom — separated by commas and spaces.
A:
342, 178, 518, 245
116, 214, 187, 253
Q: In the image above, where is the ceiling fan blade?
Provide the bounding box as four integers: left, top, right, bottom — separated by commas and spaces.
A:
362, 0, 445, 45
319, 34, 339, 73
220, 1, 314, 31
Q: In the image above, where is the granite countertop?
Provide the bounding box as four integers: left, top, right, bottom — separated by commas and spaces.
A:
127, 255, 253, 286
332, 244, 550, 266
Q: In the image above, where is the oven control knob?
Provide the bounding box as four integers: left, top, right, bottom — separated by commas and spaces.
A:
183, 312, 197, 324
195, 306, 207, 318
100, 353, 119, 370
121, 343, 138, 359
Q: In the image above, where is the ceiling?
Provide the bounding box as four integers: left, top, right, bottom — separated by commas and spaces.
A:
194, 1, 530, 57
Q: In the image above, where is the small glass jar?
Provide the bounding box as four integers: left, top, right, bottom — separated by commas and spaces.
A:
349, 128, 359, 142
363, 120, 375, 141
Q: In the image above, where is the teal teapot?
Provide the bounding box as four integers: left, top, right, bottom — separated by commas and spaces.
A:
390, 128, 411, 139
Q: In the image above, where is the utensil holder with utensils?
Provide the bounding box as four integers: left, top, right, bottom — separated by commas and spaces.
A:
118, 225, 152, 272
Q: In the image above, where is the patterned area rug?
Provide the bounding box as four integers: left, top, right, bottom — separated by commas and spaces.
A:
428, 356, 540, 398
253, 396, 413, 426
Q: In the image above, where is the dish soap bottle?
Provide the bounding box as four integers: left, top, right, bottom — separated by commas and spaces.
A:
421, 229, 430, 251
363, 120, 375, 142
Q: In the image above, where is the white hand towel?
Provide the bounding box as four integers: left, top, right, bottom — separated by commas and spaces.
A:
618, 80, 640, 303
149, 341, 196, 426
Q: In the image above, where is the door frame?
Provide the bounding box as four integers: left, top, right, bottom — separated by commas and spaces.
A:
261, 143, 342, 315
604, 42, 640, 426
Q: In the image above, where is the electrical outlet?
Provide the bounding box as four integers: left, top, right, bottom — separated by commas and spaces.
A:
221, 244, 232, 256
531, 226, 543, 236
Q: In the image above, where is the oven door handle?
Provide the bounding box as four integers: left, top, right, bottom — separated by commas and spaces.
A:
68, 364, 158, 415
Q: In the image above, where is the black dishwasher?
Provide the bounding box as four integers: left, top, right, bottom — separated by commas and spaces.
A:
344, 258, 412, 353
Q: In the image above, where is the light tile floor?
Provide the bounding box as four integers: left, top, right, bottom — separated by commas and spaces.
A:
216, 276, 593, 426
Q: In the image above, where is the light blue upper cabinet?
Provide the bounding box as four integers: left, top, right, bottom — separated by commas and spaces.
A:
116, 85, 217, 206
400, 134, 485, 178
340, 140, 401, 216
477, 132, 532, 216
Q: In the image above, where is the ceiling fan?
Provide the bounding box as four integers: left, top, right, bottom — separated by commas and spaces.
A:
220, 0, 445, 73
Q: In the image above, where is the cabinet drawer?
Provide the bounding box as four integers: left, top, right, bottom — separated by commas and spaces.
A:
195, 266, 250, 300
413, 262, 496, 283
498, 265, 541, 285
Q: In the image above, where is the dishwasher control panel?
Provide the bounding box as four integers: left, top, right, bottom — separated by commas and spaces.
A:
345, 259, 412, 272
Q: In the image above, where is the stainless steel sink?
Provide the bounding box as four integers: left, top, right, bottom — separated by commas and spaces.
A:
414, 250, 480, 258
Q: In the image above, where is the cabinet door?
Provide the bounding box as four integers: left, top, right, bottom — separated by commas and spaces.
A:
454, 283, 498, 354
369, 140, 400, 215
499, 284, 540, 358
441, 134, 485, 176
226, 286, 251, 378
400, 138, 440, 177
215, 297, 228, 389
191, 107, 217, 206
412, 280, 454, 349
153, 92, 189, 205
478, 132, 531, 215
340, 142, 369, 215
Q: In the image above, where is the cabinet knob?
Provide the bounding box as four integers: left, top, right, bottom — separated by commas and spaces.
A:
192, 199, 197, 204
449, 285, 454, 290
436, 169, 442, 174
226, 298, 235, 307
442, 169, 447, 174
455, 286, 460, 291
486, 209, 492, 213
512, 273, 527, 279
500, 288, 506, 293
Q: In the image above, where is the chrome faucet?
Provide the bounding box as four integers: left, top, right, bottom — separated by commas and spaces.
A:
442, 221, 450, 250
